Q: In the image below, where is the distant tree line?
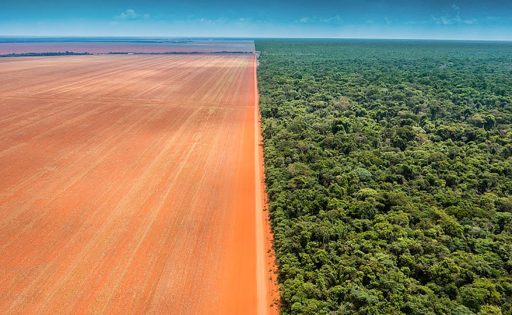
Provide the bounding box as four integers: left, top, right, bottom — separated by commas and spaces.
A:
0, 51, 92, 57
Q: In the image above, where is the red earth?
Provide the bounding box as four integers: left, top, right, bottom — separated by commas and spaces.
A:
0, 54, 277, 314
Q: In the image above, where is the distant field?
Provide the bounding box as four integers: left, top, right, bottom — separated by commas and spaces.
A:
0, 39, 255, 55
0, 53, 268, 314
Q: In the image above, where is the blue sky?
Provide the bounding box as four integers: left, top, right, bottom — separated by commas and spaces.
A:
1, 0, 511, 40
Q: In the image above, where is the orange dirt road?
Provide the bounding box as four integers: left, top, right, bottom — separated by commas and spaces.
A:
0, 54, 273, 314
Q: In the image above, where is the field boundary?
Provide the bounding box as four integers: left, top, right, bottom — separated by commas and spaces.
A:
254, 55, 280, 315
0, 51, 255, 58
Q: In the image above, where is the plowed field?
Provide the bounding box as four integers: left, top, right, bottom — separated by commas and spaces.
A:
0, 54, 272, 314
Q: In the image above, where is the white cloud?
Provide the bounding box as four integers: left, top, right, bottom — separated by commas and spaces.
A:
115, 9, 150, 21
323, 15, 343, 24
298, 15, 343, 24
432, 3, 477, 25
197, 17, 227, 24
432, 15, 459, 25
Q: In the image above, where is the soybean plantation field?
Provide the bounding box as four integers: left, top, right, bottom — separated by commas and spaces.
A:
0, 53, 265, 314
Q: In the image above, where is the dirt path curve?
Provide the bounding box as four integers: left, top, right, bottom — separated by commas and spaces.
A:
254, 57, 280, 315
255, 55, 267, 315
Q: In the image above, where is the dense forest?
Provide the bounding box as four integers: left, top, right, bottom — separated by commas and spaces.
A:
256, 39, 512, 314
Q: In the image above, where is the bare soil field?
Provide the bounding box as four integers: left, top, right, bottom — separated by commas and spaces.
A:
0, 40, 255, 55
0, 54, 273, 314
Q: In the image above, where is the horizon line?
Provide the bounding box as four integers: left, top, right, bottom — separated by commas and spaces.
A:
1, 35, 512, 42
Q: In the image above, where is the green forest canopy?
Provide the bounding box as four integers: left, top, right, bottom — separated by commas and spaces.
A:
256, 39, 512, 314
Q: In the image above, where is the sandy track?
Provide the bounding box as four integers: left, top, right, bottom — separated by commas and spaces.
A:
0, 54, 268, 314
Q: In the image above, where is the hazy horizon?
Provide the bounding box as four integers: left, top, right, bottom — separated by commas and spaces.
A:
1, 0, 512, 41
1, 36, 512, 43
